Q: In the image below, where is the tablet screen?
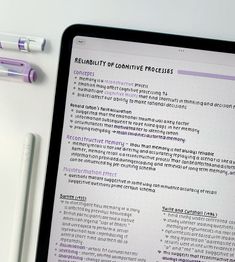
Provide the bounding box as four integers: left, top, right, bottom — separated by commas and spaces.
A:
37, 25, 235, 262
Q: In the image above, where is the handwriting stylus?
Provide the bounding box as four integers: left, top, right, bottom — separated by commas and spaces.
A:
11, 134, 35, 262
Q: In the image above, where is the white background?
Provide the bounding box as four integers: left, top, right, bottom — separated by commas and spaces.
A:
1, 0, 235, 261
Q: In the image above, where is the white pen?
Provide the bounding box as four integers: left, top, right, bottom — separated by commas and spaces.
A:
10, 133, 35, 262
0, 33, 46, 52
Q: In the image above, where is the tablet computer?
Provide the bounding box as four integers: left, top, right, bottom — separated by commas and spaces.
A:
36, 24, 235, 262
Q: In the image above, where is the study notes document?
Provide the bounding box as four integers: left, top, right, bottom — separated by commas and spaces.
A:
36, 25, 235, 262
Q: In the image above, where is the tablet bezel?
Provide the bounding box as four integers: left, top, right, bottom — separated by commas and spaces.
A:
35, 24, 235, 261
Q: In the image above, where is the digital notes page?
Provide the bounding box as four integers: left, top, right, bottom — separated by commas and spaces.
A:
48, 37, 235, 262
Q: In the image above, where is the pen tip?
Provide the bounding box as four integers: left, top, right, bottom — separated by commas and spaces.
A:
24, 133, 35, 149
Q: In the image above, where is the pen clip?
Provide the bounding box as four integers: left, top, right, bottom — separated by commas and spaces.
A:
0, 57, 25, 66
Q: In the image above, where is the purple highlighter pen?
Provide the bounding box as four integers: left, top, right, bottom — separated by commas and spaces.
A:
0, 33, 46, 52
0, 57, 37, 83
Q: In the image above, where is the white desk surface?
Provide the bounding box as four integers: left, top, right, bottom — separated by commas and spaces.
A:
1, 0, 235, 261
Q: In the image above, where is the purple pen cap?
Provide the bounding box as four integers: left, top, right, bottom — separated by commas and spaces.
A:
23, 63, 37, 83
29, 68, 37, 83
0, 57, 38, 83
